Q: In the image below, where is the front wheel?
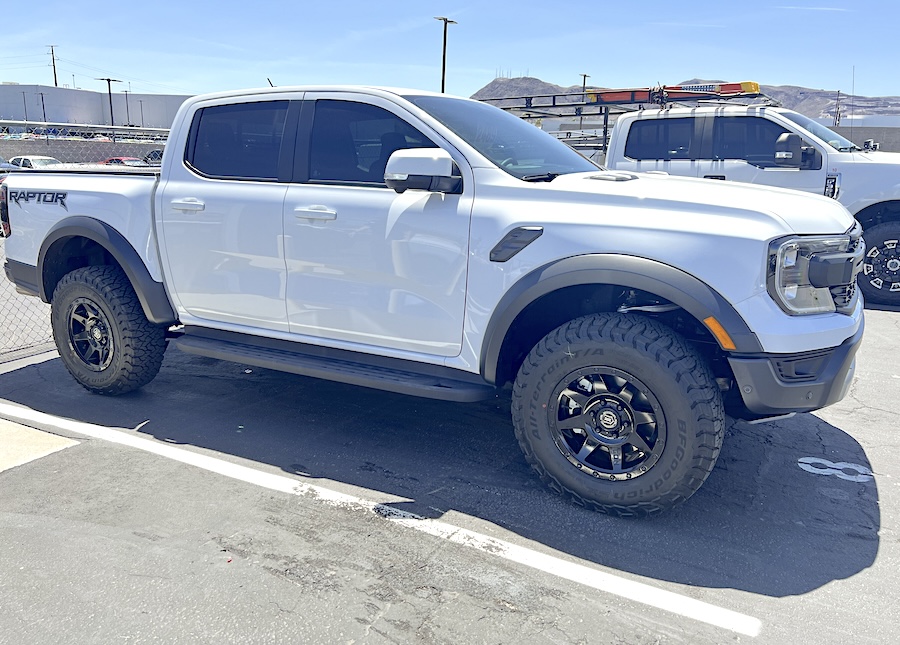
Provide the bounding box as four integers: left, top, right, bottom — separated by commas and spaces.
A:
859, 221, 900, 305
511, 313, 725, 517
51, 266, 167, 395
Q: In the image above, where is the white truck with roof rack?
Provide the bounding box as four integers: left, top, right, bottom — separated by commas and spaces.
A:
602, 91, 900, 305
0, 84, 864, 516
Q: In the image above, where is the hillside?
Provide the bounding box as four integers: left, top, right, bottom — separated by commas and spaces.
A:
471, 77, 900, 119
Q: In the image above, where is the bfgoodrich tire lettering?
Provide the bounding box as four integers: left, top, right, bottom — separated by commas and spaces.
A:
511, 312, 725, 517
51, 266, 167, 395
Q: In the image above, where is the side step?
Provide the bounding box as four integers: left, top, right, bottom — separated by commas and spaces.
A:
172, 334, 496, 403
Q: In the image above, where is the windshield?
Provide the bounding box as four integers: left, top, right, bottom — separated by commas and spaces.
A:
781, 112, 861, 152
404, 95, 598, 180
31, 158, 61, 168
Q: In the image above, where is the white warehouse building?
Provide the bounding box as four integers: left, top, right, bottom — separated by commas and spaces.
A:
0, 83, 190, 129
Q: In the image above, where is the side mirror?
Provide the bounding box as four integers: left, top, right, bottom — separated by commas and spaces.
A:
774, 133, 802, 168
384, 148, 462, 194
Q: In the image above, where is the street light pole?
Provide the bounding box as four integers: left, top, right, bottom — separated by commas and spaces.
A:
434, 16, 457, 93
124, 90, 131, 126
579, 73, 590, 129
96, 77, 121, 141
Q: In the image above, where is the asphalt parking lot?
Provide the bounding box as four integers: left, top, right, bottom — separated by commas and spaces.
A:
0, 307, 897, 644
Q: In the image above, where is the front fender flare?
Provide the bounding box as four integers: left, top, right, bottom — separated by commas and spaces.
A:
480, 254, 762, 384
38, 216, 177, 325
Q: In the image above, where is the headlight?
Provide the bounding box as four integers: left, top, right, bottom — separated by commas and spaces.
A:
767, 235, 851, 314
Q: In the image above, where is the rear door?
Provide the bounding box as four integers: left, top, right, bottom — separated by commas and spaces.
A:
157, 97, 297, 332
611, 114, 704, 178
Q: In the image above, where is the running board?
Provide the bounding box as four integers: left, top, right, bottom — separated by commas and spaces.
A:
173, 334, 495, 403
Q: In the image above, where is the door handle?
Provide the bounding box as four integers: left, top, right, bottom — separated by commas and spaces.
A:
170, 198, 206, 211
703, 175, 726, 180
293, 205, 337, 221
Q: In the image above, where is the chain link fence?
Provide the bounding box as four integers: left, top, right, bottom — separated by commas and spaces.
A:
0, 137, 165, 167
0, 239, 54, 360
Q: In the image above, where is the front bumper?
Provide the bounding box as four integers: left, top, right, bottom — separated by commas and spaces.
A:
728, 316, 863, 417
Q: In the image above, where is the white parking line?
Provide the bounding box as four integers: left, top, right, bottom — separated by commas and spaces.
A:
0, 400, 761, 637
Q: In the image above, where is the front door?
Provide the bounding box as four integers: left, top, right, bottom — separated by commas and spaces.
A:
283, 96, 471, 357
696, 116, 827, 194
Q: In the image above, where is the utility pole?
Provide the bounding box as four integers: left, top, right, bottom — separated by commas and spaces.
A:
434, 16, 457, 93
21, 92, 28, 124
138, 99, 144, 127
48, 45, 58, 87
124, 90, 131, 126
579, 73, 590, 129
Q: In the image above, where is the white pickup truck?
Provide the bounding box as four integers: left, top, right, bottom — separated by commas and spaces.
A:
605, 104, 900, 305
0, 86, 864, 516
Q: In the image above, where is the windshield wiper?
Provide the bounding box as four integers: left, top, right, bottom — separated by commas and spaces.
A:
838, 145, 862, 152
521, 172, 561, 182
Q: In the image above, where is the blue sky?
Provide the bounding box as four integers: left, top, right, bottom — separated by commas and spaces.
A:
1, 1, 895, 99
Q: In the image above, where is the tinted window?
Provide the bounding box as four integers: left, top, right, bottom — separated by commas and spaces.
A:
624, 118, 695, 160
712, 116, 789, 167
309, 100, 436, 184
187, 101, 288, 180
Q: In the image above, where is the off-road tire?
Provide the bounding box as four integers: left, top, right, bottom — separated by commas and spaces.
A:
511, 312, 725, 517
51, 265, 167, 395
860, 221, 900, 306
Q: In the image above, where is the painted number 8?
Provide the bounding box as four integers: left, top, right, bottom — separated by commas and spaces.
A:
797, 457, 874, 483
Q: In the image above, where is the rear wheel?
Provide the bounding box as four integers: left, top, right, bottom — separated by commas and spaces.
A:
511, 313, 724, 517
860, 221, 900, 305
51, 265, 167, 395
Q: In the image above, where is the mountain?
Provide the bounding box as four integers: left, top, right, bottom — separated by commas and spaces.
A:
471, 77, 900, 119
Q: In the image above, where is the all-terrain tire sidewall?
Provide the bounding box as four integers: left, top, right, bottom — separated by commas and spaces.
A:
860, 221, 900, 305
51, 266, 166, 395
511, 313, 724, 517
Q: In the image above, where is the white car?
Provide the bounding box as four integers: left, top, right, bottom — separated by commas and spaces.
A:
8, 155, 62, 169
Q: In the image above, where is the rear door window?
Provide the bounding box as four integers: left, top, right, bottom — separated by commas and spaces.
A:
624, 118, 696, 160
186, 101, 289, 180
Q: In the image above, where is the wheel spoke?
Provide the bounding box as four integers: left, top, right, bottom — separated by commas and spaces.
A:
632, 410, 655, 427
560, 387, 591, 409
624, 430, 652, 455
557, 412, 590, 433
81, 344, 99, 363
617, 383, 636, 405
71, 331, 91, 343
576, 435, 602, 462
71, 310, 90, 327
608, 445, 624, 473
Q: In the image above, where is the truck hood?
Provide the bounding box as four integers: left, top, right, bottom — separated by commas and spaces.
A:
539, 170, 856, 236
840, 149, 900, 165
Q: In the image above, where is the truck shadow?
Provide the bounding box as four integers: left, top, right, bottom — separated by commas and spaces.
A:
0, 349, 878, 598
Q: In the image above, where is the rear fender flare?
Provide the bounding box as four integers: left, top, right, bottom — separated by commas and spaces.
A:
38, 216, 176, 325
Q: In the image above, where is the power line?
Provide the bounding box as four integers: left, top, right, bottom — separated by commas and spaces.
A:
55, 56, 193, 94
